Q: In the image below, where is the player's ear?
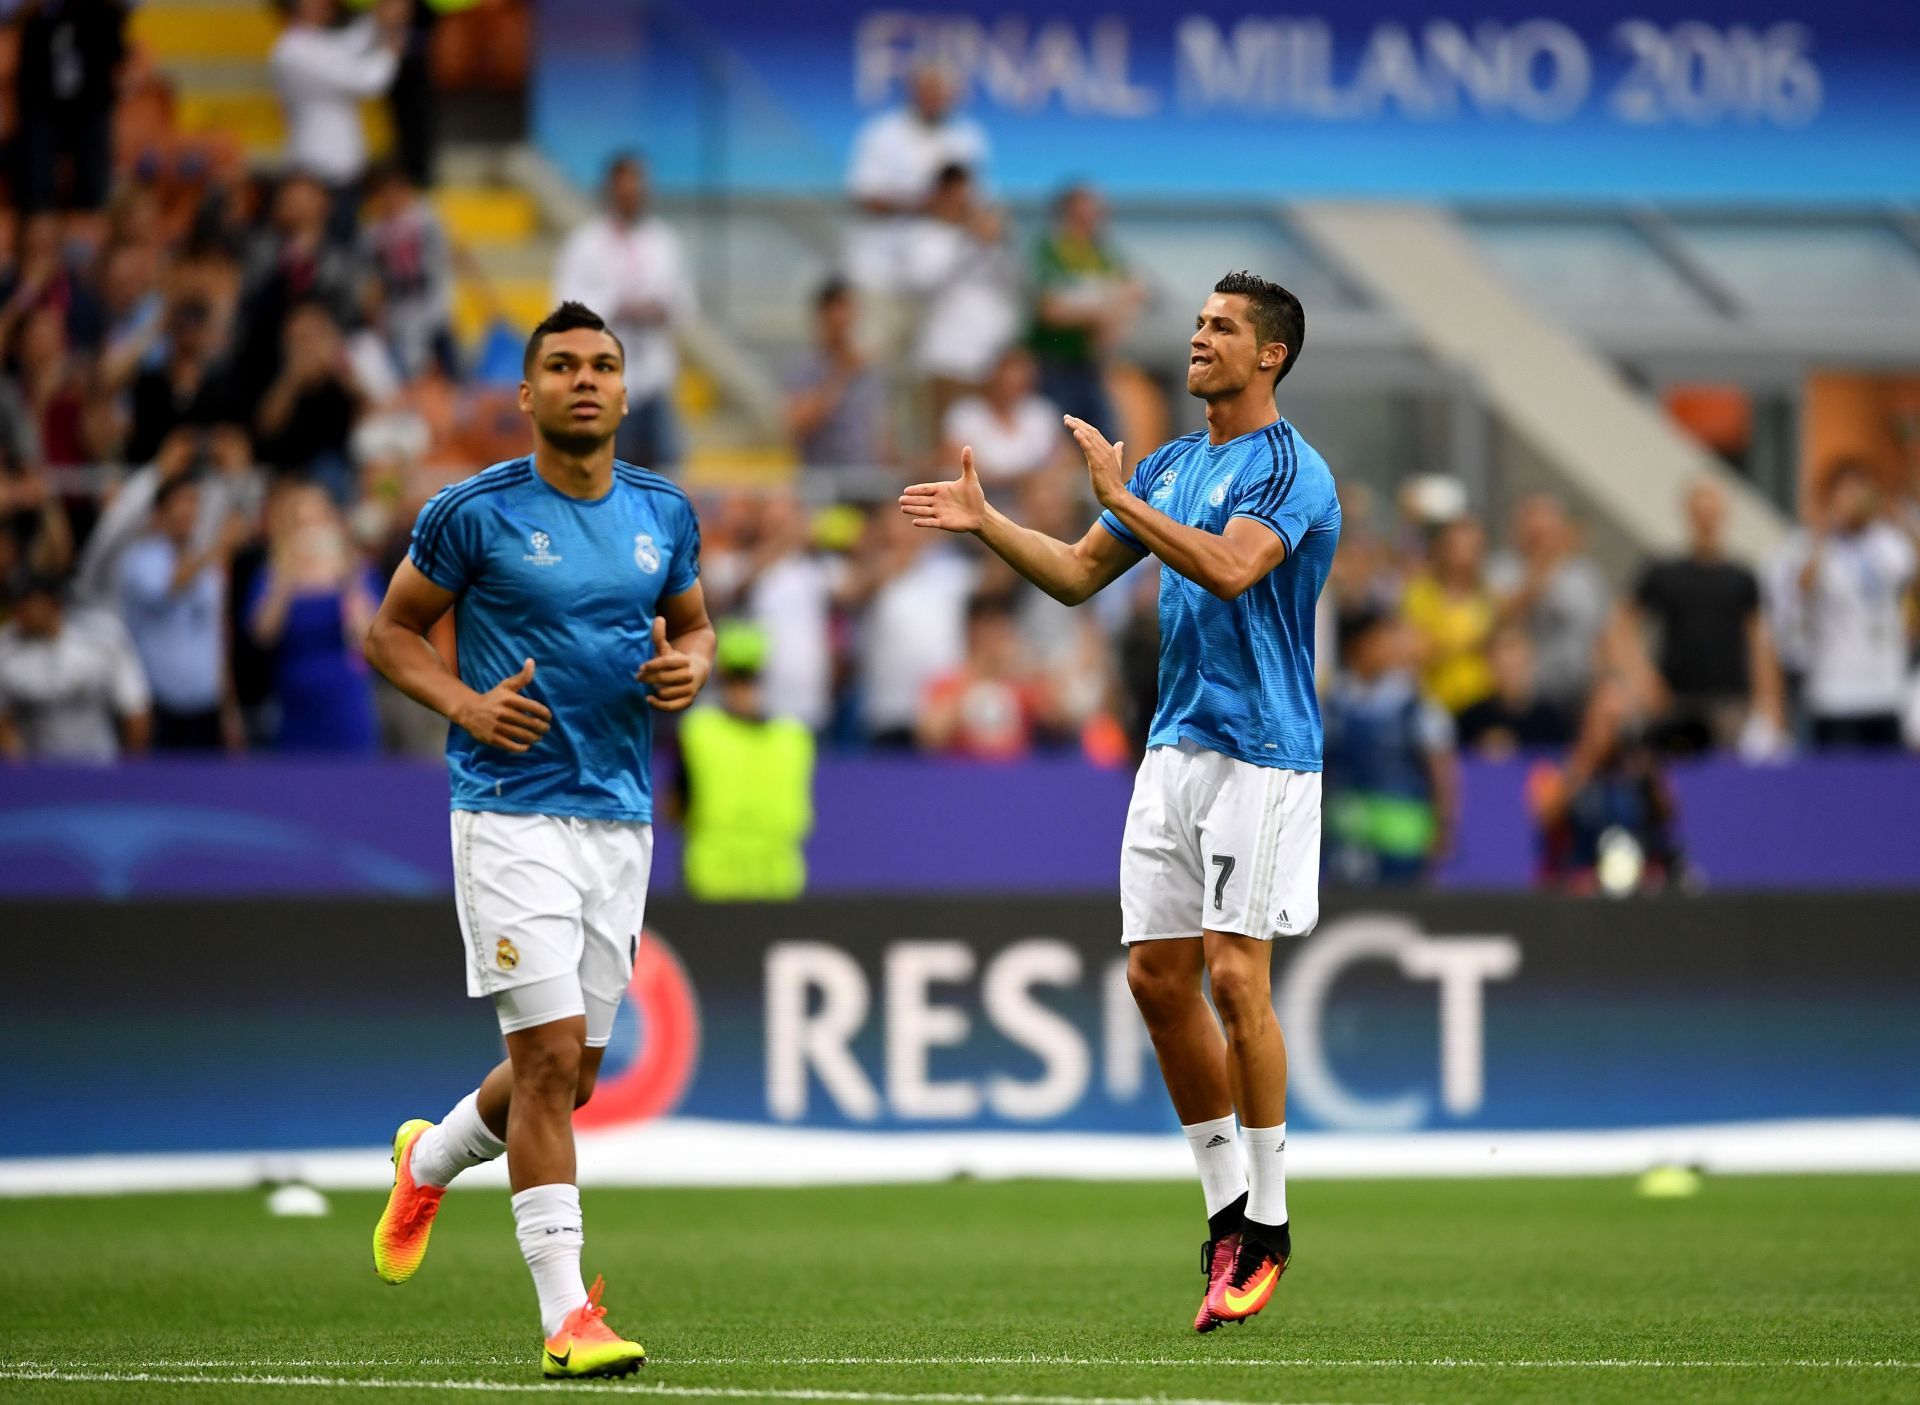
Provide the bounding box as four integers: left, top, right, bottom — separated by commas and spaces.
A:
517, 380, 533, 415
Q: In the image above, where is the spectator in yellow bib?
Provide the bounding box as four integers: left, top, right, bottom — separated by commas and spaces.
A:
673, 622, 815, 901
1401, 515, 1496, 715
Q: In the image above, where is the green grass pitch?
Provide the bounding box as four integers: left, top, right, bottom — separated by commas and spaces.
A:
2, 1176, 1916, 1403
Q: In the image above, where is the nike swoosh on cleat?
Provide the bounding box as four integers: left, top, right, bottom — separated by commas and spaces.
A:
545, 1348, 571, 1370
1222, 1263, 1279, 1313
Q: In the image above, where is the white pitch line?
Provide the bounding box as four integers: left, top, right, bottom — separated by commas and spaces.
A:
10, 1356, 1918, 1372
0, 1367, 1384, 1405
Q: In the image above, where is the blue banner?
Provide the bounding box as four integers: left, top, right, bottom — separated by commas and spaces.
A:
4, 896, 1916, 1155
533, 0, 1920, 197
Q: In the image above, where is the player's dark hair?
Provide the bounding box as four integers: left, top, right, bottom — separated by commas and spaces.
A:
1213, 270, 1305, 388
523, 301, 626, 376
815, 276, 852, 311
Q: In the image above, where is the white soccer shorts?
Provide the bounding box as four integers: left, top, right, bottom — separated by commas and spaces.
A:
1119, 739, 1321, 944
450, 810, 653, 1047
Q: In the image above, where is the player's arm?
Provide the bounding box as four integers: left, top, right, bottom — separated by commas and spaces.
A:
363, 558, 550, 753
899, 447, 1139, 606
635, 581, 715, 712
1065, 416, 1287, 601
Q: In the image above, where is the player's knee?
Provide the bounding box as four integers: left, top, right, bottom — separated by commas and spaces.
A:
1127, 958, 1194, 1024
512, 1030, 584, 1103
1207, 963, 1271, 1033
573, 1066, 598, 1109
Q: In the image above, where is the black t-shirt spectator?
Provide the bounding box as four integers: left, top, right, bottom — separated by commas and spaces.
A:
1635, 558, 1758, 699
257, 380, 356, 476
126, 363, 235, 466
1456, 695, 1573, 754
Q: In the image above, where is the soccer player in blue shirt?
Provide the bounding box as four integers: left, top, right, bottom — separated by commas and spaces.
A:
363, 302, 713, 1378
902, 271, 1340, 1332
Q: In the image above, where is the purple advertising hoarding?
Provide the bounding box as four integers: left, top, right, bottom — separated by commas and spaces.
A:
0, 755, 1914, 897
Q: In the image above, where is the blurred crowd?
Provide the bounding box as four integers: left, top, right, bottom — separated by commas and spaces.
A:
2, 26, 1918, 892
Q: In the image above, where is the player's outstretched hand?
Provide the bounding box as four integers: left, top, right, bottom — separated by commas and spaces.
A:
456, 658, 551, 753
637, 616, 709, 712
900, 446, 987, 533
1063, 415, 1126, 508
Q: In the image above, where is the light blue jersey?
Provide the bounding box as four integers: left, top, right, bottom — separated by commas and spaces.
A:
408, 456, 700, 822
1099, 419, 1341, 771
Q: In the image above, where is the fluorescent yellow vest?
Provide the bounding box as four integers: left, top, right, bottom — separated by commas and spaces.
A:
679, 709, 814, 900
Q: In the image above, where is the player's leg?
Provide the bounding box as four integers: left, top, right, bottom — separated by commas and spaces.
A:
1202, 930, 1288, 1230
1120, 745, 1248, 1330
377, 812, 590, 1288
529, 818, 653, 1379
1196, 764, 1322, 1327
1197, 930, 1290, 1326
410, 1036, 610, 1192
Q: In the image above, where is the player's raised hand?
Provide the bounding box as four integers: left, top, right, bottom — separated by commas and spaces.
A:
1063, 415, 1126, 507
455, 658, 551, 753
636, 616, 708, 711
900, 446, 988, 534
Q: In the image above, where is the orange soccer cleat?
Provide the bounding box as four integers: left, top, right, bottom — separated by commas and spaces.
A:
1194, 1233, 1242, 1332
542, 1275, 647, 1379
372, 1119, 445, 1284
1203, 1229, 1290, 1327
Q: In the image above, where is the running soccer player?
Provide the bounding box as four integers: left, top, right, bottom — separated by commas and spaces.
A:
363, 301, 713, 1378
901, 271, 1338, 1333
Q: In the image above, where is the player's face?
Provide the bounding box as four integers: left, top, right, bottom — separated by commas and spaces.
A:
1186, 293, 1278, 401
521, 329, 628, 450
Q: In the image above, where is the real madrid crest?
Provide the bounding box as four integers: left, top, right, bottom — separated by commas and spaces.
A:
496, 937, 519, 970
633, 533, 661, 574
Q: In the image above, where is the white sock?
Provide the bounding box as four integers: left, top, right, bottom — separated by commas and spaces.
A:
1243, 1122, 1288, 1227
411, 1091, 506, 1189
512, 1183, 588, 1336
1181, 1114, 1248, 1220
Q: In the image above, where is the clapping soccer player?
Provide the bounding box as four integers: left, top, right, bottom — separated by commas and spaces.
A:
363, 302, 713, 1378
901, 272, 1339, 1332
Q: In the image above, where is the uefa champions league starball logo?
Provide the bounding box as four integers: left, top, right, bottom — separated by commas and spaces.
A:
633, 533, 661, 574
523, 530, 562, 567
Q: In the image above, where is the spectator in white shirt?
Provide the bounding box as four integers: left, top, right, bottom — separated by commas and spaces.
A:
844, 505, 975, 748
553, 153, 695, 471
737, 492, 837, 732
845, 64, 991, 297
270, 0, 405, 235
940, 347, 1069, 491
1773, 460, 1917, 749
901, 163, 1020, 424
0, 573, 150, 762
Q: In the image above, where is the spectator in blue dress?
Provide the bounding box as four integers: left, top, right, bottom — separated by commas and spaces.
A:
246, 483, 379, 751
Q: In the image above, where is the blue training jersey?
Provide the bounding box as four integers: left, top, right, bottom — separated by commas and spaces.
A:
1098, 419, 1341, 771
407, 456, 700, 823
